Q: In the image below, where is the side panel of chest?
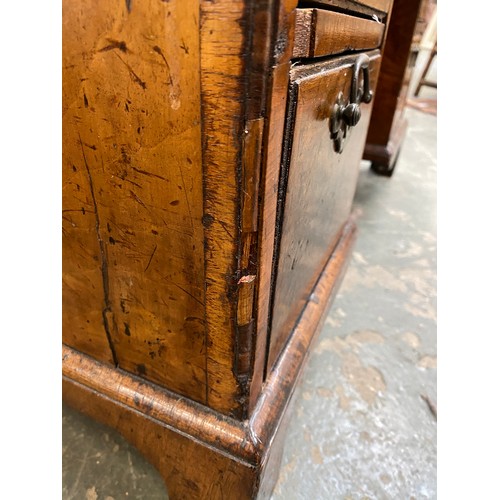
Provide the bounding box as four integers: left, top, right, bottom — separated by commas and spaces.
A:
62, 0, 207, 401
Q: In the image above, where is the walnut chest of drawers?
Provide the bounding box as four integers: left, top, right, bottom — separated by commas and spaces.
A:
62, 0, 392, 497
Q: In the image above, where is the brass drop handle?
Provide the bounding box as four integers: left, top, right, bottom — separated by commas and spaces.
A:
330, 54, 373, 153
350, 53, 373, 106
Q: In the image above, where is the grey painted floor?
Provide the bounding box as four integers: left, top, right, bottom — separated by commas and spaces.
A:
63, 102, 437, 500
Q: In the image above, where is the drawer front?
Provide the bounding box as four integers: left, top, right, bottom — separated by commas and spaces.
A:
293, 8, 385, 59
268, 51, 381, 370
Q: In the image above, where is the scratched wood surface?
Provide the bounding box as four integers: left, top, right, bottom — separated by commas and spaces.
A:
267, 52, 381, 371
62, 0, 207, 401
199, 0, 301, 417
293, 8, 384, 59
199, 0, 254, 417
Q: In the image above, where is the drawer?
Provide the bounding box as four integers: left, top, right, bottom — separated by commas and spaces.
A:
293, 8, 385, 59
305, 0, 392, 17
268, 51, 381, 370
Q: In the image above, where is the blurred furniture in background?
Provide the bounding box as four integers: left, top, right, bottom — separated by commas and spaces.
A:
415, 40, 437, 96
410, 1, 437, 114
407, 2, 437, 114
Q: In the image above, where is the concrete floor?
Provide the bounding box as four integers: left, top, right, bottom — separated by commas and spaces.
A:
271, 102, 437, 499
63, 99, 436, 499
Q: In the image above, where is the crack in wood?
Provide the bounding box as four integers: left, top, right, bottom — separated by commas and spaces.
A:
78, 132, 118, 366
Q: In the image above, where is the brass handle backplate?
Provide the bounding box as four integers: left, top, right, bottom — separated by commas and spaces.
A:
330, 54, 373, 153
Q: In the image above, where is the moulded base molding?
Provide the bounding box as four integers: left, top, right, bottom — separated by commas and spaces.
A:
62, 220, 357, 499
363, 117, 408, 177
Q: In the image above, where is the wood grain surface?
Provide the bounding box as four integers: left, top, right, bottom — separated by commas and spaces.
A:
199, 0, 264, 417
267, 52, 381, 371
63, 0, 206, 400
293, 8, 385, 59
